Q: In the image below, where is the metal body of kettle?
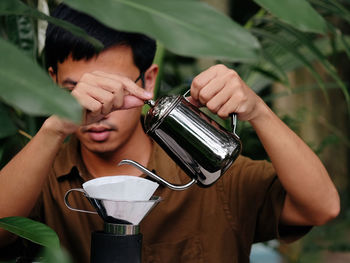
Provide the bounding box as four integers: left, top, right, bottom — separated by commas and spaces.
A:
120, 94, 242, 190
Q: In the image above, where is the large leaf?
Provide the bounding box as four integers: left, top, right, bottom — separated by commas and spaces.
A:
309, 0, 350, 25
271, 19, 350, 106
0, 0, 103, 50
0, 216, 60, 249
250, 28, 327, 95
0, 38, 82, 122
243, 31, 350, 93
5, 15, 37, 58
253, 0, 328, 34
65, 0, 260, 62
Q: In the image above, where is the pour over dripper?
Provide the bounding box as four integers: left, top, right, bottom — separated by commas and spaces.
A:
64, 176, 161, 263
64, 175, 160, 225
64, 189, 161, 225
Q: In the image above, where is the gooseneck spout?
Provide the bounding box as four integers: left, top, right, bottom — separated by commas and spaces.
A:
118, 159, 196, 191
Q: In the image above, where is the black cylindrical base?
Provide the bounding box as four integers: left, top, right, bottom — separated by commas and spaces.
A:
90, 231, 142, 263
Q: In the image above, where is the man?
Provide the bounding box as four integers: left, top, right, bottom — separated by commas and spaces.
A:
0, 3, 340, 263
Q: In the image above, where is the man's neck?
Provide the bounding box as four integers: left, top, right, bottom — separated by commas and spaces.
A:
80, 124, 153, 178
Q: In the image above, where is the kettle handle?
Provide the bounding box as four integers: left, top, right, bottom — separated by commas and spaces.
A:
118, 160, 197, 191
230, 113, 239, 138
183, 89, 239, 137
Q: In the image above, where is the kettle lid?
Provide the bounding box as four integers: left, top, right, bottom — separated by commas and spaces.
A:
144, 95, 181, 133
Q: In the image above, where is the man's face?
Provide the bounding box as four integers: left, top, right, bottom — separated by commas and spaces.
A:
51, 45, 153, 154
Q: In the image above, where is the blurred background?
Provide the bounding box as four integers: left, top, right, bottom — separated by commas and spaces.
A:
1, 0, 350, 262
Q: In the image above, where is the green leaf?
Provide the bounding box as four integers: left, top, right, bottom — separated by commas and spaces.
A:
251, 28, 328, 96
244, 32, 350, 95
253, 0, 328, 34
41, 246, 73, 263
338, 32, 350, 60
0, 38, 82, 123
0, 0, 103, 50
0, 103, 17, 138
65, 0, 260, 62
310, 0, 350, 25
260, 48, 290, 86
4, 15, 36, 58
0, 216, 60, 249
270, 19, 350, 107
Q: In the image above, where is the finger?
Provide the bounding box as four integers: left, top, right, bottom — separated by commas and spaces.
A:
71, 83, 105, 116
93, 71, 153, 100
82, 84, 114, 115
206, 87, 232, 114
87, 74, 140, 109
217, 89, 245, 118
196, 76, 227, 106
120, 95, 145, 109
190, 67, 218, 101
111, 86, 126, 110
81, 72, 132, 110
190, 64, 230, 101
80, 72, 120, 94
217, 98, 236, 118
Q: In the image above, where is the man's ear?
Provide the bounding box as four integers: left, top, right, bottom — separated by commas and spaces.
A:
144, 64, 159, 95
48, 67, 57, 83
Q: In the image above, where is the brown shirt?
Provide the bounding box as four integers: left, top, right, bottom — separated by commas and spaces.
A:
8, 137, 294, 262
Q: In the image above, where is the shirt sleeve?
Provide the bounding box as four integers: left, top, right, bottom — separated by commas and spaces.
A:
221, 155, 309, 244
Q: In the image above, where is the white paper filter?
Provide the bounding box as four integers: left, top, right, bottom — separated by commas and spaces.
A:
82, 175, 159, 224
102, 199, 157, 225
83, 175, 159, 201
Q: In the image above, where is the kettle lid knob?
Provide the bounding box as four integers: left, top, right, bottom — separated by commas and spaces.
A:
145, 99, 156, 107
144, 95, 181, 133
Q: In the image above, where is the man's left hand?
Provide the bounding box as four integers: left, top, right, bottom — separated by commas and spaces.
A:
189, 64, 261, 121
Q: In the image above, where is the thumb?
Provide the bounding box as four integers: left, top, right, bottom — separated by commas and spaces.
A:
120, 95, 145, 109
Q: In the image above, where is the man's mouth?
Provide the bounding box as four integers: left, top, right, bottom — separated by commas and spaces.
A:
86, 126, 113, 142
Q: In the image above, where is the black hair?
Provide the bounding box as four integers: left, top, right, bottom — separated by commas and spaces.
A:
45, 3, 156, 75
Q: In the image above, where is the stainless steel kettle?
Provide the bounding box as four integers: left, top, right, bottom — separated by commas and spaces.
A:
120, 94, 242, 190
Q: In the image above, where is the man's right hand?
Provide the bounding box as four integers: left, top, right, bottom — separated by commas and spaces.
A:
45, 70, 153, 138
71, 71, 152, 125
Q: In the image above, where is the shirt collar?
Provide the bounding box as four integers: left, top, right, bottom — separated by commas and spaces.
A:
54, 136, 92, 181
